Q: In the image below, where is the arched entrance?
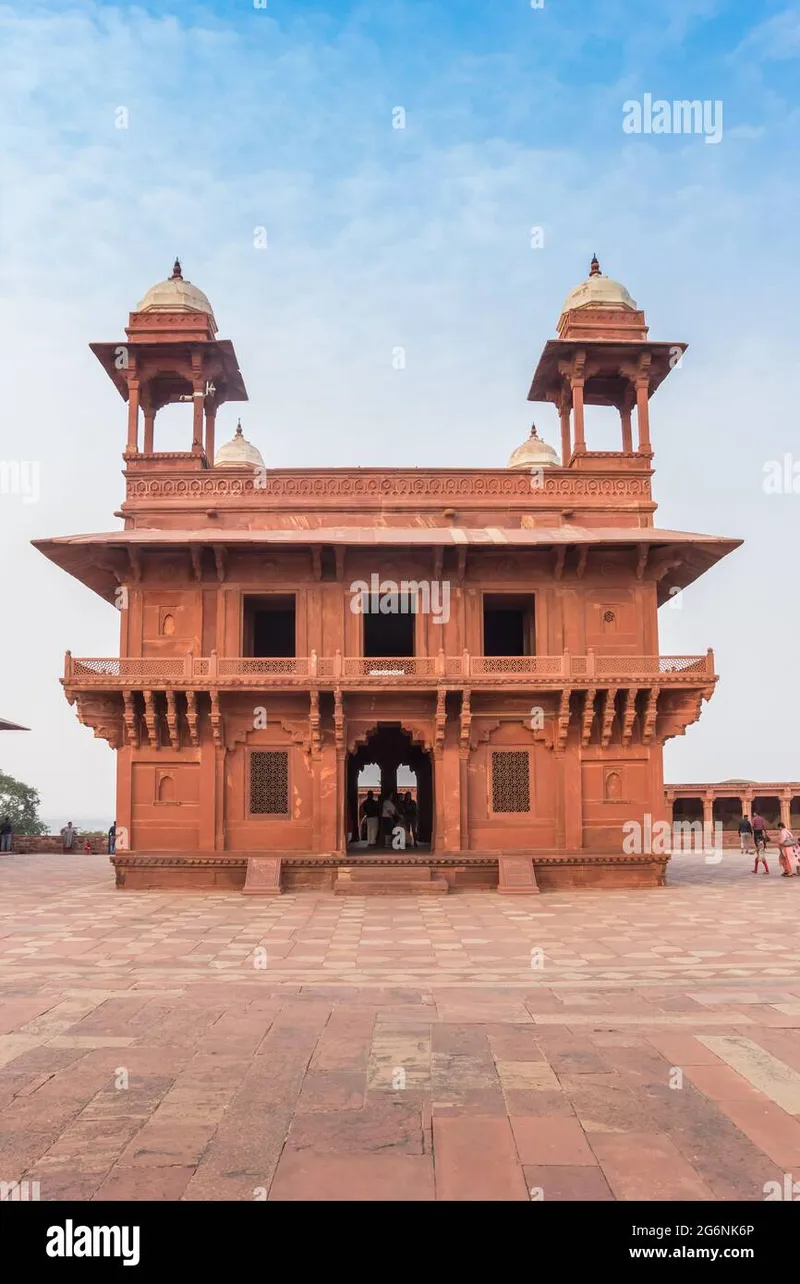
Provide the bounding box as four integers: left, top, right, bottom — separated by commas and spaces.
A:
346, 723, 433, 853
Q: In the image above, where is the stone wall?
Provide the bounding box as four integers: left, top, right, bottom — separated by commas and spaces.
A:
8, 835, 110, 854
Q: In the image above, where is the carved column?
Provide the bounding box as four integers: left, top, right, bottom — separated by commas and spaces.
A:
703, 791, 714, 831
126, 377, 140, 454
459, 690, 472, 852
636, 355, 652, 454
780, 792, 792, 828
572, 379, 586, 452
334, 689, 345, 853
205, 401, 217, 464
620, 382, 635, 453
142, 388, 155, 454
559, 390, 572, 465
191, 355, 205, 454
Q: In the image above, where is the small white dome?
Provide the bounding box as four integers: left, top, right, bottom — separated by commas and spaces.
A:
136, 259, 216, 321
560, 255, 637, 317
507, 425, 560, 470
214, 421, 265, 470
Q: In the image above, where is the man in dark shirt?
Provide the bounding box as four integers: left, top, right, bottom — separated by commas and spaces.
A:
0, 817, 11, 853
738, 814, 753, 855
360, 792, 379, 847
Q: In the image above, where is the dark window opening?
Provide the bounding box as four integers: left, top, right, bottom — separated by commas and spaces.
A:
492, 750, 531, 813
483, 594, 535, 657
243, 595, 296, 658
363, 606, 416, 657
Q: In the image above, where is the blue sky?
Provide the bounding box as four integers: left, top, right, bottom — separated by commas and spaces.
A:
0, 0, 798, 820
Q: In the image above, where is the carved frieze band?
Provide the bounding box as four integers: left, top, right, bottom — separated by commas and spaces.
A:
126, 473, 651, 502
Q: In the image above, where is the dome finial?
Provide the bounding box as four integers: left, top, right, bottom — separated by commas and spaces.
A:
235, 419, 243, 437
171, 257, 183, 280
589, 254, 601, 277
530, 422, 541, 439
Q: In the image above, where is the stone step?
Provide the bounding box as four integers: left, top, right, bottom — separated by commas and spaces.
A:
334, 865, 448, 895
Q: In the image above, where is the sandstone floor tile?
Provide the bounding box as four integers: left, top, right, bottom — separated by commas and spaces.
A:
589, 1132, 715, 1200
511, 1116, 596, 1166
269, 1152, 435, 1200
433, 1117, 529, 1201
524, 1164, 613, 1200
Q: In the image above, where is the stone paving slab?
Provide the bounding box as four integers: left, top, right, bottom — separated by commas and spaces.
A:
1, 850, 800, 1199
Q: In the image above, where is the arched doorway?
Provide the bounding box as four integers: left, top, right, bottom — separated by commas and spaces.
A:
346, 723, 433, 853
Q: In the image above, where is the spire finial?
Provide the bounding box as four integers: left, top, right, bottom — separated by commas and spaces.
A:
171, 257, 183, 279
589, 254, 601, 277
530, 422, 540, 439
235, 419, 243, 437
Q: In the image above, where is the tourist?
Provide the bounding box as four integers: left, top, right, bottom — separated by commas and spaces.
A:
403, 792, 418, 847
61, 821, 77, 853
752, 811, 768, 856
738, 813, 754, 855
83, 838, 92, 855
777, 823, 800, 877
381, 794, 397, 848
0, 816, 12, 853
360, 792, 379, 847
108, 821, 117, 855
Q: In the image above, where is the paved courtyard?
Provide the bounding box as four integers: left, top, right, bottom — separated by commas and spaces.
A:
2, 849, 800, 1200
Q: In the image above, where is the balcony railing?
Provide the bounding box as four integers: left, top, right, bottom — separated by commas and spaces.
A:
65, 649, 715, 686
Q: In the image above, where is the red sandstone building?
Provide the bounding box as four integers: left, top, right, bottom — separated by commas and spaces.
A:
35, 257, 740, 893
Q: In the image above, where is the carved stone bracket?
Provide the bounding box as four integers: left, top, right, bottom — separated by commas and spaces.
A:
459, 689, 471, 759
333, 688, 344, 754
190, 546, 203, 583
143, 689, 158, 748
213, 545, 227, 583
600, 687, 618, 749
642, 687, 659, 744
581, 687, 596, 747
185, 690, 200, 746
165, 689, 179, 749
210, 691, 223, 746
74, 692, 124, 750
309, 689, 321, 757
555, 689, 571, 754
434, 689, 446, 756
123, 690, 139, 749
621, 687, 639, 746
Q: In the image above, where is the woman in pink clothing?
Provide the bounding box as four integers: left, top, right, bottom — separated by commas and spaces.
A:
777, 825, 800, 877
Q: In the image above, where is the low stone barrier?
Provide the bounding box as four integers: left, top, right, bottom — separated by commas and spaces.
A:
8, 835, 110, 854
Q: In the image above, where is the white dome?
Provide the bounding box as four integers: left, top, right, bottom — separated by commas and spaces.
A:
507, 425, 560, 470
560, 256, 637, 316
136, 259, 215, 321
214, 421, 265, 470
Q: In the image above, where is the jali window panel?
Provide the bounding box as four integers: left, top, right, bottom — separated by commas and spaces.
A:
250, 750, 289, 815
491, 750, 531, 814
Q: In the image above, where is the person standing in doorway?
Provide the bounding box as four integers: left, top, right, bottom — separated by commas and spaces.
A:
108, 821, 117, 855
61, 821, 77, 854
381, 794, 397, 848
361, 792, 379, 848
738, 813, 753, 856
403, 792, 417, 848
0, 817, 12, 853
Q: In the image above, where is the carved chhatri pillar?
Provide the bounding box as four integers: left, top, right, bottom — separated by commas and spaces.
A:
559, 392, 571, 465
126, 378, 140, 454
205, 401, 217, 463
572, 379, 586, 452
621, 383, 635, 453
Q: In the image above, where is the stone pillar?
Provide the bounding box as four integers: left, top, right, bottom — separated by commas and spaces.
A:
572, 380, 586, 452
192, 368, 205, 454
126, 380, 140, 454
703, 792, 714, 830
636, 378, 651, 453
559, 401, 571, 465
205, 403, 217, 464
781, 793, 792, 827
620, 384, 634, 453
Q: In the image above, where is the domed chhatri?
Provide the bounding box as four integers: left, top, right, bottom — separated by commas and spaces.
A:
559, 254, 638, 320
214, 420, 265, 470
136, 259, 216, 323
507, 424, 559, 471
